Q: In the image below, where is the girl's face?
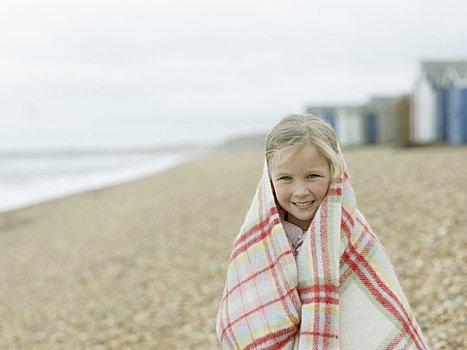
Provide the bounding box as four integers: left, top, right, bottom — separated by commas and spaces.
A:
270, 143, 331, 231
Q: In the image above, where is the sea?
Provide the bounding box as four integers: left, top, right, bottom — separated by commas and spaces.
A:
0, 118, 273, 213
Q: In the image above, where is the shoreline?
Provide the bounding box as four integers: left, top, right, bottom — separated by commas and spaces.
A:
0, 158, 185, 215
0, 147, 212, 215
0, 134, 267, 215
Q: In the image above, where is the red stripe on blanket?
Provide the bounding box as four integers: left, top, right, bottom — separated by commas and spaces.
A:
298, 284, 339, 305
342, 247, 425, 349
309, 217, 322, 345
319, 203, 331, 280
233, 207, 277, 249
298, 284, 339, 294
221, 250, 293, 304
220, 288, 298, 341
244, 324, 299, 350
339, 260, 353, 285
341, 207, 355, 241
343, 169, 350, 181
300, 331, 338, 339
230, 208, 280, 261
387, 330, 409, 350
300, 296, 339, 305
326, 187, 342, 196
318, 202, 334, 349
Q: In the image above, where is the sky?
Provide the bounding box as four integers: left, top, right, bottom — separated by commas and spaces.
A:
1, 0, 466, 149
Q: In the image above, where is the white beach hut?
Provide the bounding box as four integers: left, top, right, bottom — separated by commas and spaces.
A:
307, 105, 366, 148
413, 72, 438, 143
335, 106, 366, 147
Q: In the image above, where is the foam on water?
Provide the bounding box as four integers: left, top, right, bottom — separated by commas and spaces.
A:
0, 151, 187, 213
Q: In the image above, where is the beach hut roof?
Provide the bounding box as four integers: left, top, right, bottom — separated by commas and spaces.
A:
421, 60, 467, 87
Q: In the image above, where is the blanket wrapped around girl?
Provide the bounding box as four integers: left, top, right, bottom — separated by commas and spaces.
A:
216, 114, 429, 349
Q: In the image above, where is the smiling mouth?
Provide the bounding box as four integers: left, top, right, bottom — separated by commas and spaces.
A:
293, 200, 314, 208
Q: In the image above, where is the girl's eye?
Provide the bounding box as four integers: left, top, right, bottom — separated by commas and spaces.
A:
307, 174, 320, 179
279, 176, 292, 181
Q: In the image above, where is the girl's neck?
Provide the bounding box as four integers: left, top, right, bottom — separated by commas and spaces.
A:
284, 211, 310, 231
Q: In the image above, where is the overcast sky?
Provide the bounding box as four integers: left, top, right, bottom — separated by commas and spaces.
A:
1, 0, 466, 149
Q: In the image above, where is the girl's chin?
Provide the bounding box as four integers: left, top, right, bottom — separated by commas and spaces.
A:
291, 208, 316, 221
288, 215, 313, 230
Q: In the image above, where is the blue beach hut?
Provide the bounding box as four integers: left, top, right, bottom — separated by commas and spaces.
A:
446, 85, 467, 144
365, 112, 377, 144
412, 61, 467, 144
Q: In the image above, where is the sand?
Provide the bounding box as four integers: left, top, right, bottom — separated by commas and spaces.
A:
0, 146, 466, 349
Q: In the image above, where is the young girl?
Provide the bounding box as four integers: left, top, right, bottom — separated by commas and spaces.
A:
216, 114, 429, 349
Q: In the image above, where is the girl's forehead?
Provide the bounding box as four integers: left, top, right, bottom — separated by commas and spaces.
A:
271, 143, 329, 170
273, 143, 316, 163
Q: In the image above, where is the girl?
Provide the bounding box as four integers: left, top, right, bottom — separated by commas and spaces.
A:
216, 114, 429, 349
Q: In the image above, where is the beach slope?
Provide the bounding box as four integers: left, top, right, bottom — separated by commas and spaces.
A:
0, 147, 465, 349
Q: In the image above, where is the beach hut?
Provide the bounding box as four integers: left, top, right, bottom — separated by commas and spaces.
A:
364, 96, 400, 144
365, 111, 377, 144
446, 84, 467, 144
413, 70, 438, 143
337, 106, 366, 147
307, 105, 366, 148
412, 61, 467, 144
397, 94, 413, 146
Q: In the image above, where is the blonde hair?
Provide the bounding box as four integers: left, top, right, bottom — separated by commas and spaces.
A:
265, 113, 343, 181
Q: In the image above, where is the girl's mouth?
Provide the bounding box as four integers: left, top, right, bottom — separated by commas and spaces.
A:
293, 200, 314, 208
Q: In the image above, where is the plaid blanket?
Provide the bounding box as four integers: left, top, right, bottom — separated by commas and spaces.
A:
216, 149, 429, 349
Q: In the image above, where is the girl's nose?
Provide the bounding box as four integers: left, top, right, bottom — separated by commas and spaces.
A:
293, 183, 310, 197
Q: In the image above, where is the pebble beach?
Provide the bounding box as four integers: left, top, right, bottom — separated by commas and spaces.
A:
0, 145, 466, 349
